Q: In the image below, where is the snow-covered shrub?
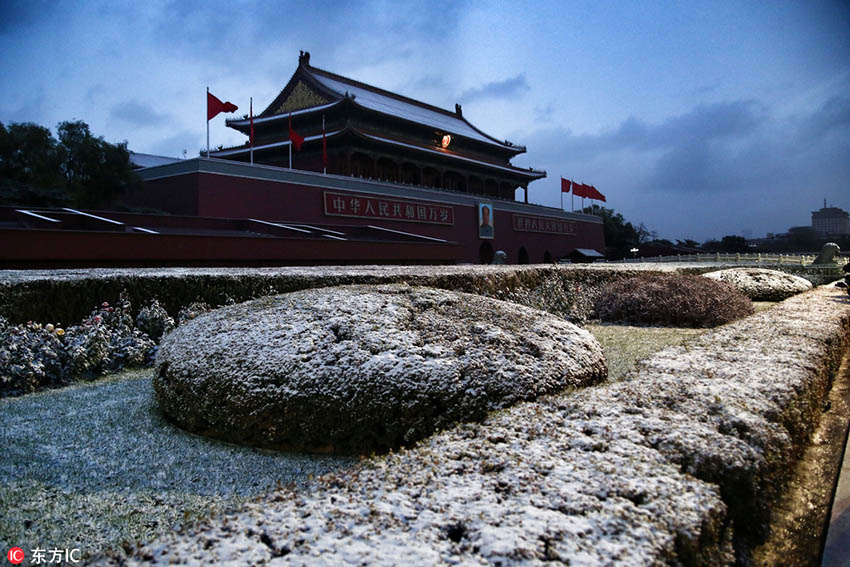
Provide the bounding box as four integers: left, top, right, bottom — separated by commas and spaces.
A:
177, 302, 212, 326
136, 299, 175, 341
1, 293, 157, 397
593, 273, 754, 327
0, 318, 68, 396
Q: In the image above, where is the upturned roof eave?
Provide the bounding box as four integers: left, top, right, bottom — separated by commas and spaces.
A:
226, 100, 343, 130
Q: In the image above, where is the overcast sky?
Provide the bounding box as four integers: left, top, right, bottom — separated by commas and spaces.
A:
1, 0, 848, 242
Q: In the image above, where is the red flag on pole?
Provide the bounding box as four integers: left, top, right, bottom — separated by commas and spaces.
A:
572, 182, 589, 198
289, 113, 304, 151
589, 185, 606, 202
207, 92, 238, 120
561, 177, 571, 193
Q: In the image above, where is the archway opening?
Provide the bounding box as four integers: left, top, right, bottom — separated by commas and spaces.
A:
401, 162, 421, 185
479, 241, 494, 264
518, 246, 529, 264
376, 157, 398, 182
350, 153, 374, 178
422, 167, 440, 188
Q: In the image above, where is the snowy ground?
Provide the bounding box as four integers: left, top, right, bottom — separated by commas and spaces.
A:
89, 284, 850, 566
0, 323, 705, 563
0, 369, 353, 559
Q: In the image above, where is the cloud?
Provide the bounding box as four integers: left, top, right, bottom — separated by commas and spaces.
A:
519, 100, 767, 168
515, 95, 849, 240
533, 103, 555, 123
797, 95, 850, 141
460, 74, 530, 103
110, 101, 170, 127
144, 130, 201, 158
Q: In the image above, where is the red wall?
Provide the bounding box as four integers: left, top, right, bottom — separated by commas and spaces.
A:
128, 174, 200, 215
0, 229, 464, 267
190, 173, 604, 264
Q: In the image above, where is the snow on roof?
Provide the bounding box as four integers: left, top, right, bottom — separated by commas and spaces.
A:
309, 70, 516, 150
227, 100, 342, 127
129, 151, 182, 168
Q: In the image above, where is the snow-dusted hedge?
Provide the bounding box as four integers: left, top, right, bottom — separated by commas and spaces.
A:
702, 267, 813, 301
99, 285, 850, 566
0, 265, 705, 328
154, 285, 607, 453
594, 272, 754, 327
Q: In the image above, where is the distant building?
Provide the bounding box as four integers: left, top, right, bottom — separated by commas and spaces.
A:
811, 203, 849, 236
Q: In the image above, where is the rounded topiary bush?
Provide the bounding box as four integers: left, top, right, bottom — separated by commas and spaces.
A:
592, 273, 754, 327
702, 268, 813, 301
154, 284, 607, 454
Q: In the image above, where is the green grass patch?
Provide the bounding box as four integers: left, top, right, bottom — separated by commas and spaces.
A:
587, 324, 707, 381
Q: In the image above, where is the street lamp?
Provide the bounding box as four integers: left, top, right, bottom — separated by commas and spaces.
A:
630, 247, 639, 259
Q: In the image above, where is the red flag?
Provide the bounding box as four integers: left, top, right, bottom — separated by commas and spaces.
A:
207, 91, 238, 120
289, 113, 304, 151
322, 115, 328, 170
561, 177, 572, 193
572, 182, 589, 198
589, 185, 606, 202
249, 98, 254, 147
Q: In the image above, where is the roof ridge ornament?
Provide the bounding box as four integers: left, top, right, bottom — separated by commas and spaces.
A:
299, 50, 311, 66
455, 104, 462, 117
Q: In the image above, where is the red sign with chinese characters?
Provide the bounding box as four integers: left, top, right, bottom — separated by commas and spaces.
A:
512, 214, 576, 235
324, 192, 454, 225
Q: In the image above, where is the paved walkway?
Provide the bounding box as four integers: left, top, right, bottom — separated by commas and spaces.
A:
823, 422, 850, 566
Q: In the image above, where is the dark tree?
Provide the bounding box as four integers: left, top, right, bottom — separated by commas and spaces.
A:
582, 206, 643, 259
57, 120, 135, 208
701, 235, 750, 253
0, 119, 136, 208
676, 239, 701, 249
720, 235, 750, 253
0, 122, 68, 206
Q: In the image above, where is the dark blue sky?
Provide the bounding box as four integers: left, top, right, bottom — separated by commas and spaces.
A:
1, 0, 848, 242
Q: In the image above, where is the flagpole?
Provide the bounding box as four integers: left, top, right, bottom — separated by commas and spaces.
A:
289, 112, 293, 169
206, 87, 210, 158
560, 179, 563, 211
571, 183, 574, 212
249, 97, 254, 165
322, 114, 326, 175
581, 181, 585, 213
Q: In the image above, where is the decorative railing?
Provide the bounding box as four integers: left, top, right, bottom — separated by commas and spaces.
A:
610, 253, 846, 281
619, 253, 828, 265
